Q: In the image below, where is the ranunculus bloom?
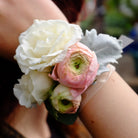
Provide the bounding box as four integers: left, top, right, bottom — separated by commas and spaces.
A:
50, 84, 81, 114
14, 20, 82, 74
14, 71, 53, 108
50, 42, 99, 97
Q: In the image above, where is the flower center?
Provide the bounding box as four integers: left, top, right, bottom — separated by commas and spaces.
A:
69, 53, 89, 75
61, 99, 71, 106
58, 98, 73, 113
74, 58, 81, 69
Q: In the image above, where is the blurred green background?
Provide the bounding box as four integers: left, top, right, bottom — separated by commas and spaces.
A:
81, 0, 138, 36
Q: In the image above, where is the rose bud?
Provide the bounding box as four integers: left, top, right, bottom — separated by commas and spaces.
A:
50, 42, 99, 97
50, 84, 81, 114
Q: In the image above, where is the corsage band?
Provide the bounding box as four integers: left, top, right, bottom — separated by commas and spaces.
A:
80, 64, 115, 112
13, 19, 131, 124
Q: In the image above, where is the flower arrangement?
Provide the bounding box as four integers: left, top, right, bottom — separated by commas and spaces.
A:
13, 19, 123, 124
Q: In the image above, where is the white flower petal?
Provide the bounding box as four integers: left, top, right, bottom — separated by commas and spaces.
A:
30, 71, 53, 104
15, 20, 83, 74
13, 71, 53, 108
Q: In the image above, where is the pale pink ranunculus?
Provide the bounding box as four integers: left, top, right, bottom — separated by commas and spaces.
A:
49, 42, 99, 97
50, 84, 81, 114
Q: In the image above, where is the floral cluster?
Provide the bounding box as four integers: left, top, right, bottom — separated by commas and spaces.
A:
14, 20, 99, 114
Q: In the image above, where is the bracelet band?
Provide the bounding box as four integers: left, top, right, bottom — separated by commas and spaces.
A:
80, 64, 115, 112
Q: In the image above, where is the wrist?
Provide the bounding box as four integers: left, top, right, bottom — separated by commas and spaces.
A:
80, 64, 115, 112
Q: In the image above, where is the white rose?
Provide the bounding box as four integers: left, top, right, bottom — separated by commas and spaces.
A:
14, 19, 83, 74
13, 71, 53, 108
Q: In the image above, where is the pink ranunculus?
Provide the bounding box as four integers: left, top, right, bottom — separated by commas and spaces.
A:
49, 42, 99, 97
50, 84, 81, 114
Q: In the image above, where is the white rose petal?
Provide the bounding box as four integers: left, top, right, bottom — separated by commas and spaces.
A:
15, 20, 83, 74
13, 71, 53, 108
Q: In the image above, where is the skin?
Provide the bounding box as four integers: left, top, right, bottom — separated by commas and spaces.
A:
0, 0, 67, 137
0, 0, 67, 59
7, 104, 51, 138
80, 70, 138, 138
0, 0, 138, 138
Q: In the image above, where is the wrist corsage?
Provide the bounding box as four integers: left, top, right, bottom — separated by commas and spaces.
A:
13, 20, 131, 124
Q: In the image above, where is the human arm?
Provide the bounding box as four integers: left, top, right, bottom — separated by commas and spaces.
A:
0, 0, 67, 59
79, 68, 138, 138
1, 1, 138, 138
